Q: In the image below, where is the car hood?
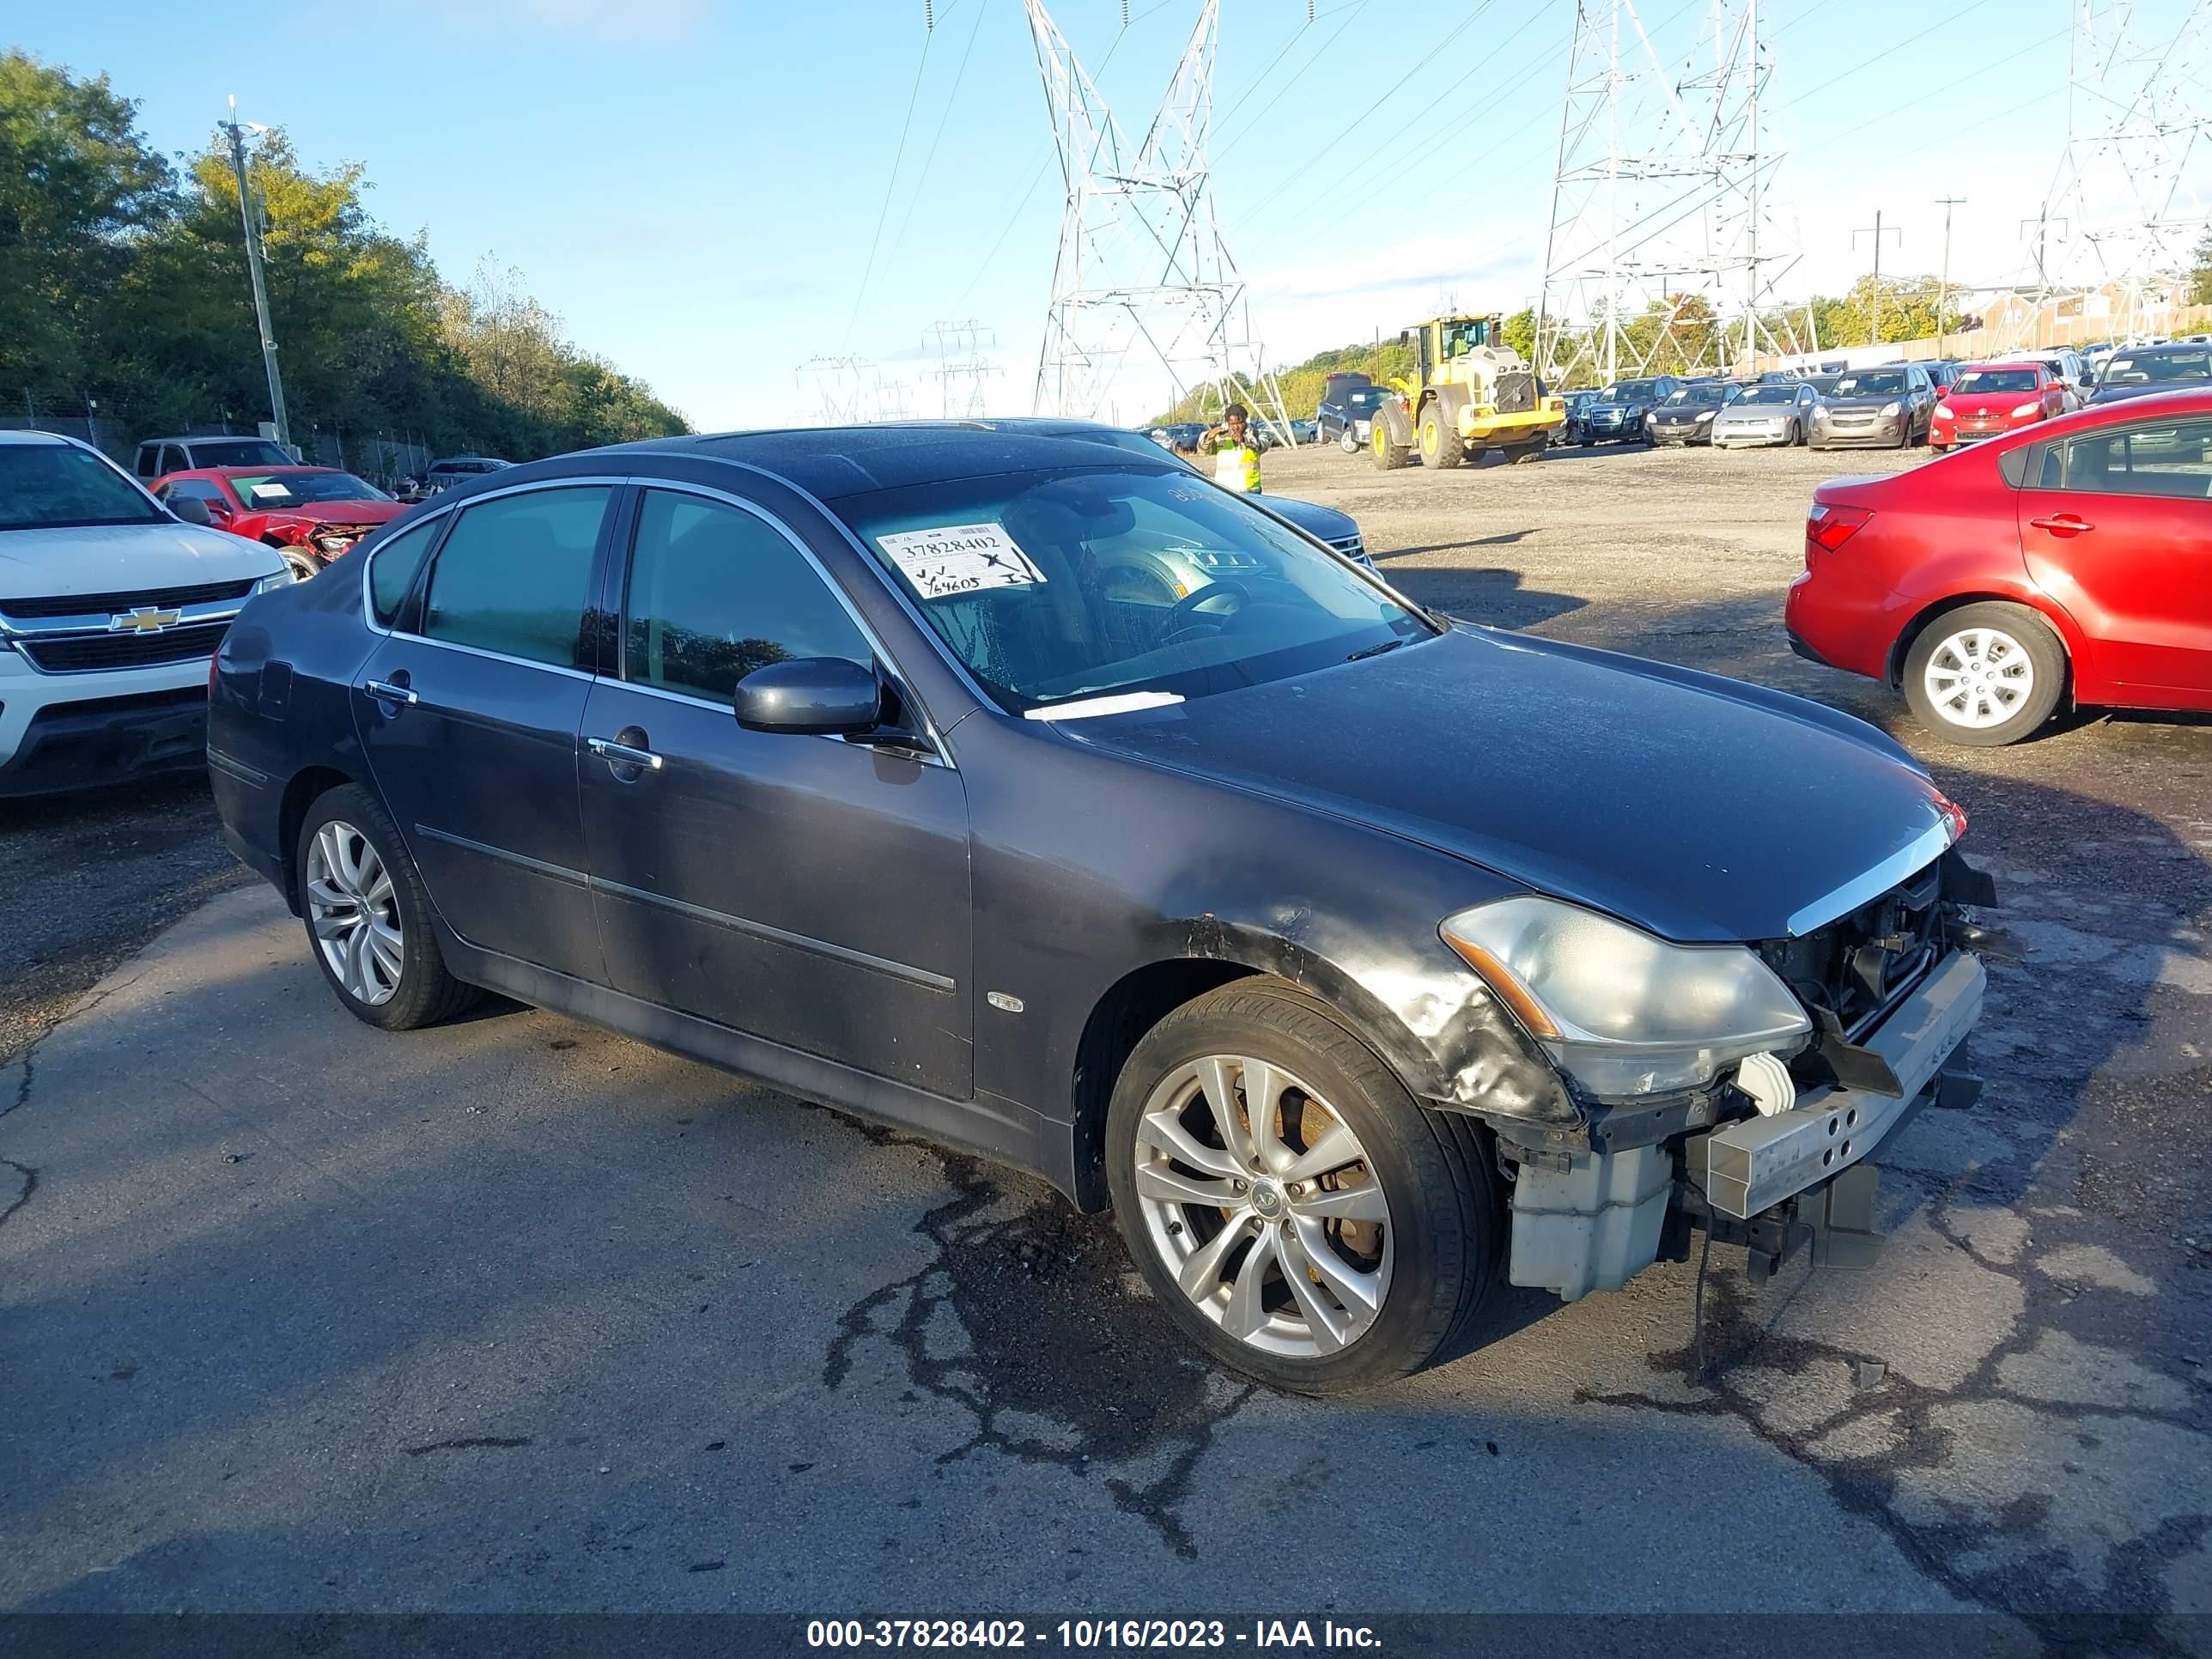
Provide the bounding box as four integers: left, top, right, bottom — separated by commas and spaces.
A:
252, 501, 405, 526
2090, 381, 2200, 404
1655, 406, 1718, 420
1262, 495, 1358, 541
1942, 392, 2034, 416
1059, 627, 1953, 944
0, 520, 283, 598
1715, 404, 1786, 419
1822, 395, 1904, 412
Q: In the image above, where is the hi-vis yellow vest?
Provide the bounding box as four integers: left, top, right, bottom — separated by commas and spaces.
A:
1211, 435, 1261, 492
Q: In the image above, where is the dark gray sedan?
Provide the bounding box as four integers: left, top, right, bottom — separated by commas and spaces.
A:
1808, 364, 1938, 448
208, 426, 1993, 1394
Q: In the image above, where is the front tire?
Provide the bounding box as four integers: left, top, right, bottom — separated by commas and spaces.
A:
296, 784, 483, 1030
1340, 426, 1359, 454
1370, 419, 1411, 471
1418, 404, 1466, 469
1901, 602, 2068, 746
1105, 980, 1499, 1395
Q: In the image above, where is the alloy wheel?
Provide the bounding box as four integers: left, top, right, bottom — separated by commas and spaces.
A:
1923, 626, 2035, 731
1132, 1054, 1393, 1358
305, 820, 404, 1005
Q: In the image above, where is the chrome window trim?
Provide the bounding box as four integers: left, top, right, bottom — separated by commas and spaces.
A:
1785, 817, 1957, 939
617, 477, 957, 769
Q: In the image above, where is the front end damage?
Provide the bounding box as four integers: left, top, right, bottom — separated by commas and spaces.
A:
1454, 848, 1998, 1301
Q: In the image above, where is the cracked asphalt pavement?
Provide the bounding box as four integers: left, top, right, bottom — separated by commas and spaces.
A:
2, 444, 2209, 1643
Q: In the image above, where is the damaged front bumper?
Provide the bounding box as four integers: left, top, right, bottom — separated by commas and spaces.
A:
1489, 854, 1996, 1303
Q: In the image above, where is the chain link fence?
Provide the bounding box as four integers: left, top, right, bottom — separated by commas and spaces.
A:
3, 404, 434, 489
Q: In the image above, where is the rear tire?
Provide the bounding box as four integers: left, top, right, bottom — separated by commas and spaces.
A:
1419, 404, 1466, 470
1104, 979, 1500, 1395
296, 783, 483, 1030
1901, 601, 2068, 747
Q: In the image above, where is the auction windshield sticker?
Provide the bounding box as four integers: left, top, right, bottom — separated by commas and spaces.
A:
877, 523, 1048, 600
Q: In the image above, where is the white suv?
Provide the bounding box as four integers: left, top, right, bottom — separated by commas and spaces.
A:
1, 431, 290, 798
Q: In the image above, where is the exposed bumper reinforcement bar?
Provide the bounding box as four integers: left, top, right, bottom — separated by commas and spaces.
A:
1701, 950, 1985, 1219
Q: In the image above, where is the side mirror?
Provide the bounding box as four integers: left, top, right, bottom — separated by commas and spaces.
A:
733, 657, 885, 736
169, 496, 216, 526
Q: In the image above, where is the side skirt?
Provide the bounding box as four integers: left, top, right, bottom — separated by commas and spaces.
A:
435, 924, 1078, 1201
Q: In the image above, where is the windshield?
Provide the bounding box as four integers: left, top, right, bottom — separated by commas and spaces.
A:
1665, 384, 1729, 406
0, 443, 166, 532
1804, 374, 1841, 394
839, 467, 1429, 715
1954, 368, 2040, 395
188, 439, 292, 469
1346, 388, 1390, 410
1739, 385, 1800, 404
2100, 349, 2212, 386
228, 470, 391, 507
1602, 380, 1662, 402
1832, 371, 1907, 398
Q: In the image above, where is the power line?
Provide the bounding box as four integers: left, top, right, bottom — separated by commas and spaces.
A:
1210, 0, 1373, 160
1787, 0, 2001, 105
884, 0, 995, 276
843, 17, 937, 349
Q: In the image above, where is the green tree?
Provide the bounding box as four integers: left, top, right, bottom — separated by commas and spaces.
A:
2189, 229, 2212, 307
0, 50, 173, 411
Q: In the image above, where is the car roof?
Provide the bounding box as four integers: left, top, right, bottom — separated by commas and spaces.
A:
592, 422, 1183, 501
0, 429, 72, 447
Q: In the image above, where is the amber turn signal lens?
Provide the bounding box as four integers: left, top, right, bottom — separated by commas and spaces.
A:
1441, 934, 1562, 1040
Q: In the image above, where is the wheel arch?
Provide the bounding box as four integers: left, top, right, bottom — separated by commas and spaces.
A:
1886, 590, 2083, 702
276, 764, 361, 914
1065, 929, 1463, 1212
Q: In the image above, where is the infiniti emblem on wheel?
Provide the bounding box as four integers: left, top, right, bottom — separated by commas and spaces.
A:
1249, 1180, 1284, 1217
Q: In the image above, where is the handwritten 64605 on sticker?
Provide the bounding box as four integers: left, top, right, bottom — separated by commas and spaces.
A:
876, 522, 1048, 600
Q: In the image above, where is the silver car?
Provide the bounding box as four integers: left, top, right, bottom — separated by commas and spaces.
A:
1808, 365, 1936, 449
1711, 380, 1820, 448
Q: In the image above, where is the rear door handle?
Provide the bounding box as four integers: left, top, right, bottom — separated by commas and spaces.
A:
2028, 514, 2094, 534
587, 735, 664, 771
363, 678, 418, 706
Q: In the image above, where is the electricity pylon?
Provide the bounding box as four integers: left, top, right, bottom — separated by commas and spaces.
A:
1536, 0, 1811, 387
1023, 0, 1292, 437
2036, 0, 2210, 342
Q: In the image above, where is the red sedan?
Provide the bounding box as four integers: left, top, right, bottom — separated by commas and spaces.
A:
1786, 387, 2212, 745
150, 466, 405, 580
1929, 362, 2069, 453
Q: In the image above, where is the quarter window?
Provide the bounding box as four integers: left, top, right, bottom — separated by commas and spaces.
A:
421, 486, 610, 666
2057, 420, 2212, 500
368, 518, 441, 628
623, 489, 872, 704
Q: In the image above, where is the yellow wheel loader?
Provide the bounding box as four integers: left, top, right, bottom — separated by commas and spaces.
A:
1368, 315, 1568, 471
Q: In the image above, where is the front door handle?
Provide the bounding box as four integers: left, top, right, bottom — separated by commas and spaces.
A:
587, 734, 664, 772
2028, 514, 2094, 535
363, 678, 418, 706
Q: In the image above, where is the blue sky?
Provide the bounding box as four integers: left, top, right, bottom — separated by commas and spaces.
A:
14, 0, 2192, 428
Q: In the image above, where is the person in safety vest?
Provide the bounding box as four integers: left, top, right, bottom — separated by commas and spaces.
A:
1199, 403, 1262, 494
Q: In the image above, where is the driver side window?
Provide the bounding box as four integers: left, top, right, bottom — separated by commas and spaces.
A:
622, 490, 872, 706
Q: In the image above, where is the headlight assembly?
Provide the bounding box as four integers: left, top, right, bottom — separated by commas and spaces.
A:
254, 571, 298, 593
1696, 410, 1715, 422
1881, 401, 1903, 417
2010, 402, 2041, 417
1439, 895, 1810, 1096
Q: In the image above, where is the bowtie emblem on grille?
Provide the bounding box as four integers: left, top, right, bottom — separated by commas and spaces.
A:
110, 605, 183, 635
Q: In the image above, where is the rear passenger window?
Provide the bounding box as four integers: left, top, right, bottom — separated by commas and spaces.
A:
2058, 421, 2212, 500
368, 518, 441, 627
422, 486, 610, 666
623, 489, 872, 704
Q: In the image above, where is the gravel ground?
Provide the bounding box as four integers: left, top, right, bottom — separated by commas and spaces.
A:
3, 439, 2210, 1639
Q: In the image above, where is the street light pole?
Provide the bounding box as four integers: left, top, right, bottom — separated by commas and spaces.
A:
221, 96, 290, 449
1935, 196, 1966, 359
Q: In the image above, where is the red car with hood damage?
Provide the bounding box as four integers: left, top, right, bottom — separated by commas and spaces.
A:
150, 466, 404, 580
